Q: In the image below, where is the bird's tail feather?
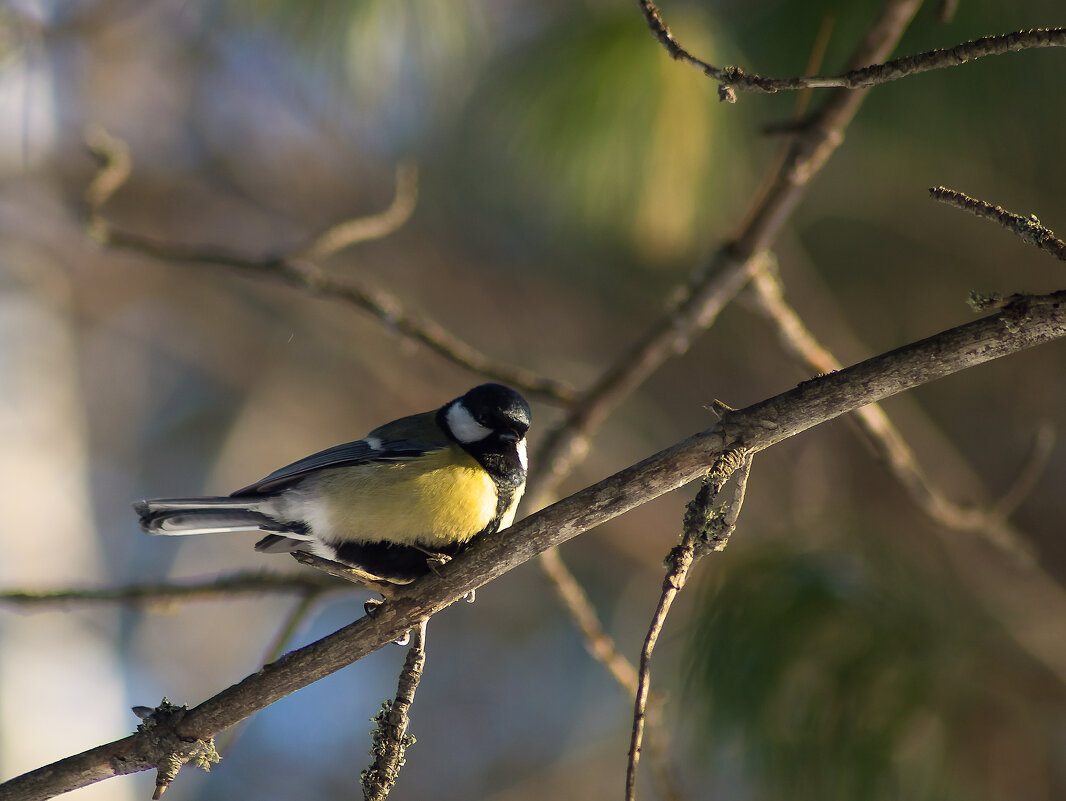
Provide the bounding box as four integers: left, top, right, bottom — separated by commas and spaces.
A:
134, 497, 312, 539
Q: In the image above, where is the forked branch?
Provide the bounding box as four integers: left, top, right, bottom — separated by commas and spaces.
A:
82, 126, 575, 405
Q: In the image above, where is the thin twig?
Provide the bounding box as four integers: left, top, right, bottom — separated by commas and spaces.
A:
0, 571, 340, 608
293, 163, 419, 261
641, 697, 685, 801
747, 261, 1042, 563
537, 550, 683, 800
81, 128, 575, 405
261, 593, 323, 670
362, 618, 429, 801
215, 591, 325, 757
537, 548, 639, 693
625, 451, 752, 801
930, 186, 1066, 262
793, 15, 836, 119
992, 422, 1057, 520
697, 451, 753, 556
639, 2, 1065, 97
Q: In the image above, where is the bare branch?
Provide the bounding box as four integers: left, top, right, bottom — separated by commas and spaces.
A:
212, 591, 327, 758
626, 451, 752, 801
81, 129, 575, 405
792, 15, 837, 119
537, 551, 685, 800
537, 549, 639, 693
992, 422, 1057, 520
4, 289, 1065, 801
639, 2, 1065, 97
0, 571, 340, 608
293, 163, 419, 261
260, 594, 323, 672
362, 619, 429, 801
930, 186, 1066, 261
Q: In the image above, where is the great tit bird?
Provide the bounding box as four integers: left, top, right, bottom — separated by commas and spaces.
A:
135, 383, 531, 585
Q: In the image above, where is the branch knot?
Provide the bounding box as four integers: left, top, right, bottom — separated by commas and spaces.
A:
132, 699, 221, 799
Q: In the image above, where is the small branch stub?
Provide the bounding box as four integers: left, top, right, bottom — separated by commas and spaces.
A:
361, 619, 429, 801
133, 699, 220, 799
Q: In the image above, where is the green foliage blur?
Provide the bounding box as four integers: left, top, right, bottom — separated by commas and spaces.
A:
687, 541, 1056, 800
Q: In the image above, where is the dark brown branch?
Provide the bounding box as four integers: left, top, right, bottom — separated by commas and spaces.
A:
361, 619, 428, 801
5, 288, 1064, 801
82, 129, 575, 406
639, 3, 1065, 96
930, 186, 1066, 262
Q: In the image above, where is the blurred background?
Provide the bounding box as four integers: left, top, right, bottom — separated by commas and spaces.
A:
1, 1, 1065, 799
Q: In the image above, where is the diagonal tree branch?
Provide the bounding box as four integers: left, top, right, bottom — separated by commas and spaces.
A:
4, 288, 1065, 801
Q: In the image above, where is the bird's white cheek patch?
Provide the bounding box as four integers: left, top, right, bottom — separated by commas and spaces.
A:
446, 403, 493, 443
515, 438, 528, 471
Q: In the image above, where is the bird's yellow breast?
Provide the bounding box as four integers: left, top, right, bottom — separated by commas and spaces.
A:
311, 445, 498, 548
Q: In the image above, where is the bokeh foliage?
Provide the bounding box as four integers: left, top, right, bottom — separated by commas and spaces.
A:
687, 541, 1056, 800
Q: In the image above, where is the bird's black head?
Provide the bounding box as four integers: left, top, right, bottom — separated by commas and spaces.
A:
439, 384, 531, 485
457, 383, 531, 441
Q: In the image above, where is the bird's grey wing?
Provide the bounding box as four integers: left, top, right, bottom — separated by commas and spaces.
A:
232, 437, 435, 496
